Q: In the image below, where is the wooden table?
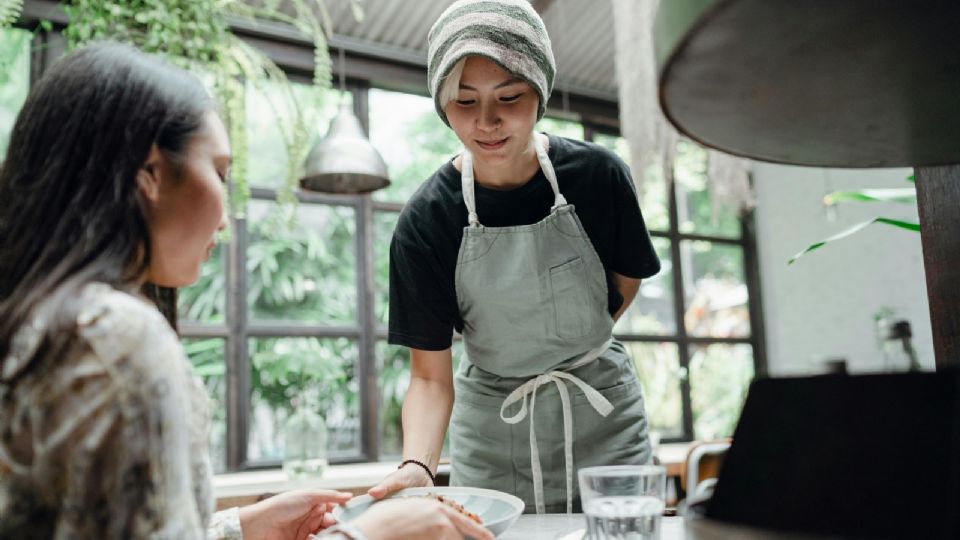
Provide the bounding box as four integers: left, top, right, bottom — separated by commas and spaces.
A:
499, 514, 828, 539
500, 514, 685, 540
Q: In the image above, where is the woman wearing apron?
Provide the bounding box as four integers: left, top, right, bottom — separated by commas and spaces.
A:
369, 0, 661, 514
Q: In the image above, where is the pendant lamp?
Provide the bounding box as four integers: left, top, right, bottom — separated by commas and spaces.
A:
300, 48, 390, 194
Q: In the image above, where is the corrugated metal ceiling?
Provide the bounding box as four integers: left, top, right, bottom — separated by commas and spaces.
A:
322, 0, 618, 101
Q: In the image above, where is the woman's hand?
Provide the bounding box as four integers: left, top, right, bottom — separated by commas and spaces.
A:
238, 489, 353, 540
366, 462, 433, 499
369, 347, 454, 500
350, 498, 494, 540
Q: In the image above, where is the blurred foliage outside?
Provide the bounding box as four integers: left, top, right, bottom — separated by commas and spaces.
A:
615, 237, 676, 336
370, 89, 462, 204
690, 344, 754, 440
675, 140, 741, 238
0, 28, 30, 159
0, 18, 753, 466
627, 341, 683, 439
175, 89, 756, 465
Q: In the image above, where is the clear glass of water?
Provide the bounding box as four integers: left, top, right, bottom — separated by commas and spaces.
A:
578, 465, 667, 540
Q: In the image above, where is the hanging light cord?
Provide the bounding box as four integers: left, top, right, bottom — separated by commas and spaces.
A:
558, 0, 570, 113
338, 45, 346, 95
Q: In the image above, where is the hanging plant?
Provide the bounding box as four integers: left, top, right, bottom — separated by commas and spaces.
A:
60, 0, 364, 219
788, 175, 920, 264
0, 0, 23, 27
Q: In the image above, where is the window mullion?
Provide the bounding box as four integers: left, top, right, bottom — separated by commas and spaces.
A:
668, 172, 695, 441
357, 194, 379, 461
226, 215, 251, 470
742, 204, 769, 379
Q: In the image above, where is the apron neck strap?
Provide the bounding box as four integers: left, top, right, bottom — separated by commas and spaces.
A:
461, 134, 567, 228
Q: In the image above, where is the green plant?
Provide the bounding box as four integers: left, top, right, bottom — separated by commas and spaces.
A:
789, 175, 920, 264
179, 203, 357, 434
0, 27, 30, 157
60, 0, 363, 217
0, 0, 22, 27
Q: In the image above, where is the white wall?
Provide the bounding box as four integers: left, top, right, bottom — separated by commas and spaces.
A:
752, 164, 934, 375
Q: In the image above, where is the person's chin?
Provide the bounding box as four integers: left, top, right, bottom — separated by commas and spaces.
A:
157, 269, 202, 289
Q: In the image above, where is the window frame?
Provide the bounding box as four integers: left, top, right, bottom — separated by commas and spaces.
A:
17, 5, 768, 470
591, 125, 768, 442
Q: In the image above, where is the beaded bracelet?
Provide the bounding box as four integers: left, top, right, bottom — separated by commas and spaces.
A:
399, 458, 436, 486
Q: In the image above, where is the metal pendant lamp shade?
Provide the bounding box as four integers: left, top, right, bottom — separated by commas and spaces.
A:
300, 98, 390, 194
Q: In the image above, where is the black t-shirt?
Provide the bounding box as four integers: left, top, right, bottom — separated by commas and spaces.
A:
388, 134, 661, 351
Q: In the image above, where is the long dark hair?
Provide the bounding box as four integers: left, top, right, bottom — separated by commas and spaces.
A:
0, 42, 212, 374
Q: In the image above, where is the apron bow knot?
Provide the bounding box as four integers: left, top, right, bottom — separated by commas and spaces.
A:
498, 338, 615, 514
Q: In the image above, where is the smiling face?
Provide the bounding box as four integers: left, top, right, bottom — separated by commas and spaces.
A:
443, 56, 540, 171
139, 110, 230, 288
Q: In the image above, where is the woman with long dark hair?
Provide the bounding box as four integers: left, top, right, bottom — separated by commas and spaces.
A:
0, 43, 491, 540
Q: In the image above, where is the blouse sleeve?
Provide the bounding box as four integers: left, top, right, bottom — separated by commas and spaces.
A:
74, 287, 221, 539
207, 507, 243, 540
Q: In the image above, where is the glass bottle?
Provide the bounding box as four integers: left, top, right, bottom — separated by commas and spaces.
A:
881, 320, 921, 372
283, 395, 328, 479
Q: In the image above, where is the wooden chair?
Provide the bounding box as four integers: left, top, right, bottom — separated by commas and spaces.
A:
679, 439, 731, 503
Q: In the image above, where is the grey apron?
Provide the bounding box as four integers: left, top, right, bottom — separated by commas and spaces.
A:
449, 136, 652, 514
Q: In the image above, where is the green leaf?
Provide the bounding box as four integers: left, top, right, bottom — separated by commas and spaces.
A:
193, 363, 226, 377
822, 188, 916, 205
789, 217, 921, 265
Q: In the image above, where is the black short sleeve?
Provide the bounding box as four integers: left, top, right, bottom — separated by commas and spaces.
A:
607, 153, 661, 279
387, 175, 466, 351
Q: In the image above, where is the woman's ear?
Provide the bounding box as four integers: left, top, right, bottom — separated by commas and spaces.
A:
137, 144, 164, 203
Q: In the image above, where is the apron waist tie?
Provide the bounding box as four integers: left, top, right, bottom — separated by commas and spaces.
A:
499, 338, 615, 514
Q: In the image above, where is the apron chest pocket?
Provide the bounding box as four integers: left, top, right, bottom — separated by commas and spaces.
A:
550, 257, 594, 339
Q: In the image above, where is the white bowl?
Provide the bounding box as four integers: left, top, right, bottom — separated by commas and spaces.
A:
333, 486, 525, 537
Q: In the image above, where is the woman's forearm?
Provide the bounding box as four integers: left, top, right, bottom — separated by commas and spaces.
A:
400, 348, 455, 472
612, 272, 642, 322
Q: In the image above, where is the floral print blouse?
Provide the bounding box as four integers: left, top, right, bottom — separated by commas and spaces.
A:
0, 283, 242, 539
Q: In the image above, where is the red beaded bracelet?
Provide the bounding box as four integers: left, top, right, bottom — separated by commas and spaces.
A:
399, 459, 436, 486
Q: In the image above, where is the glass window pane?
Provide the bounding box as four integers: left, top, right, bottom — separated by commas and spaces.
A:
689, 343, 754, 440
247, 199, 357, 323
536, 116, 585, 140
615, 237, 675, 335
676, 139, 740, 238
248, 337, 360, 462
183, 338, 227, 473
592, 132, 668, 231
377, 341, 408, 459
178, 244, 226, 323
625, 341, 683, 440
374, 211, 399, 326
369, 89, 462, 204
0, 29, 31, 158
246, 81, 342, 189
377, 340, 463, 460
681, 240, 750, 338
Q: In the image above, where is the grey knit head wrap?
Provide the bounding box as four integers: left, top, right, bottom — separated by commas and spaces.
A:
427, 0, 556, 126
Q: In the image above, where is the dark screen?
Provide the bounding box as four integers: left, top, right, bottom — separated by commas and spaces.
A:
706, 370, 960, 539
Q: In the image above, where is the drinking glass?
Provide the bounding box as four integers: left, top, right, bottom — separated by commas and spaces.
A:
578, 465, 666, 540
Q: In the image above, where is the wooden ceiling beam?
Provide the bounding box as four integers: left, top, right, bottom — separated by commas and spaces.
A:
530, 0, 556, 15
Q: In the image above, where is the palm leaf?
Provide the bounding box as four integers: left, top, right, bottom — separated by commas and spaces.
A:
823, 188, 916, 205
0, 0, 23, 27
789, 217, 921, 265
